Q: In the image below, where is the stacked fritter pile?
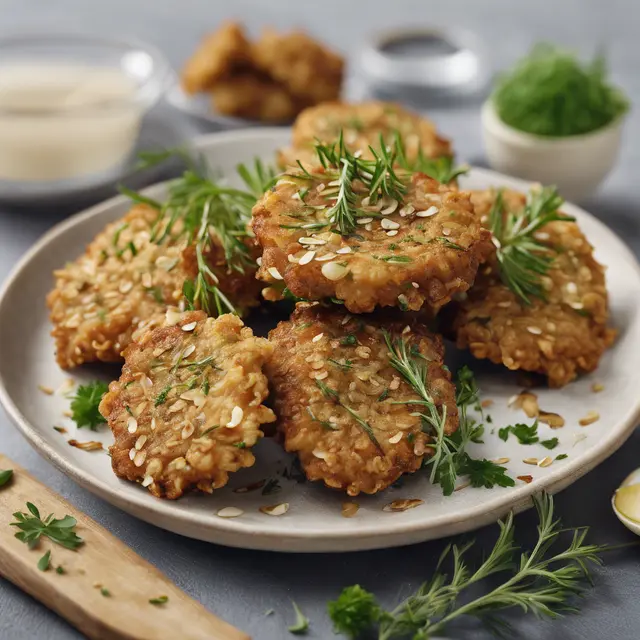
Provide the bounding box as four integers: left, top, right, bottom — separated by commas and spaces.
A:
181, 22, 343, 123
48, 100, 615, 501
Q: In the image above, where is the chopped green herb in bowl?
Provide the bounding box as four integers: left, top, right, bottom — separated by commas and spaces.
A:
492, 43, 629, 138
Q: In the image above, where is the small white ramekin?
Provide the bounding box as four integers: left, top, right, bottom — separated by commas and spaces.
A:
481, 100, 625, 202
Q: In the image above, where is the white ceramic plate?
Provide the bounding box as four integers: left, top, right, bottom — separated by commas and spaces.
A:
1, 128, 639, 552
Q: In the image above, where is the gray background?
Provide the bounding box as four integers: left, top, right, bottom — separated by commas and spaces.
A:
1, 0, 639, 638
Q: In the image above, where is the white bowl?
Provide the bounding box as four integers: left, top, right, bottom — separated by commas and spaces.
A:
481, 100, 625, 202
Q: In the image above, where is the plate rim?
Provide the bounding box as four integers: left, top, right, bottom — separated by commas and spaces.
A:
1, 127, 640, 551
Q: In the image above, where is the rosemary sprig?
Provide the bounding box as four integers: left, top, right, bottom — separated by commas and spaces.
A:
394, 131, 469, 184
315, 380, 383, 454
489, 186, 574, 304
383, 335, 512, 495
328, 493, 606, 639
123, 150, 275, 315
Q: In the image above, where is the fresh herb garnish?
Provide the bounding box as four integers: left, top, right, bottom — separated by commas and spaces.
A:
541, 437, 560, 450
328, 493, 605, 639
11, 503, 83, 550
100, 587, 111, 597
499, 421, 539, 445
149, 595, 168, 606
489, 187, 574, 304
70, 381, 109, 430
315, 381, 382, 452
493, 44, 629, 137
0, 468, 13, 488
288, 601, 310, 635
374, 255, 413, 263
556, 453, 569, 461
154, 385, 172, 406
56, 566, 65, 575
37, 550, 51, 571
340, 335, 357, 346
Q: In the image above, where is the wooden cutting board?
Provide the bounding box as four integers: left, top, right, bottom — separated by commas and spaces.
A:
0, 454, 249, 640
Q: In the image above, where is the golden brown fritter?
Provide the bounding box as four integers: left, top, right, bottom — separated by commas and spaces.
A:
181, 21, 251, 94
100, 310, 275, 499
451, 189, 615, 387
252, 28, 343, 105
47, 205, 261, 369
252, 171, 492, 313
211, 73, 301, 123
267, 304, 458, 496
278, 102, 452, 169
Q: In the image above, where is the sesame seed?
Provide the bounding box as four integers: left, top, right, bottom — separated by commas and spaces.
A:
388, 432, 403, 444
133, 451, 147, 467
127, 417, 138, 434
165, 308, 182, 326
591, 382, 604, 393
383, 499, 424, 512
399, 204, 414, 216
493, 457, 510, 464
538, 457, 553, 468
135, 435, 148, 450
341, 502, 359, 518
411, 282, 419, 289
256, 257, 262, 266
299, 250, 316, 265
181, 321, 197, 332
415, 206, 439, 218
226, 406, 244, 428
527, 326, 542, 335
217, 507, 243, 518
570, 301, 584, 310
181, 423, 195, 440
402, 325, 411, 334
361, 196, 370, 206
287, 254, 299, 263
336, 247, 352, 254
316, 183, 326, 193
357, 217, 373, 225
314, 371, 329, 380
579, 410, 600, 426
128, 448, 136, 460
389, 377, 400, 390
119, 281, 133, 294
523, 458, 539, 465
565, 282, 578, 294
38, 384, 54, 395
312, 333, 324, 342
267, 267, 283, 281
312, 449, 328, 459
380, 199, 398, 215
315, 252, 337, 261
183, 344, 196, 358
142, 476, 153, 487
365, 223, 372, 231
386, 230, 398, 237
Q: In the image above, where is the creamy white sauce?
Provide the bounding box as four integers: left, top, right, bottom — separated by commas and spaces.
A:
0, 64, 142, 182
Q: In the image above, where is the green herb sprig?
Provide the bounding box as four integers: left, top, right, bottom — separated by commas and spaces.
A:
288, 601, 310, 635
489, 186, 574, 304
493, 44, 629, 137
11, 503, 83, 550
0, 468, 13, 488
70, 381, 109, 430
328, 493, 605, 639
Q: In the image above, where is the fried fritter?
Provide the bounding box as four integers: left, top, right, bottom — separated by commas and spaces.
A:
211, 73, 300, 123
252, 28, 343, 105
267, 304, 458, 496
278, 102, 452, 169
47, 205, 261, 369
181, 21, 251, 94
99, 310, 275, 499
252, 171, 492, 313
451, 189, 615, 387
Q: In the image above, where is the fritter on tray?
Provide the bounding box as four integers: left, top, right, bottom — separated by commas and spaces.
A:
450, 188, 615, 387
278, 102, 452, 169
253, 28, 343, 105
48, 204, 261, 369
267, 304, 459, 496
181, 21, 252, 95
252, 149, 492, 313
211, 73, 301, 123
99, 310, 275, 499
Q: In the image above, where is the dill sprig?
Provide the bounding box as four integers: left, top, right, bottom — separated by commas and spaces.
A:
489, 186, 574, 305
123, 150, 275, 315
382, 336, 512, 495
328, 493, 606, 639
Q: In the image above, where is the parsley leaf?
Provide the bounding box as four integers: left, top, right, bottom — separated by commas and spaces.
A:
70, 381, 109, 430
328, 584, 381, 638
499, 421, 539, 445
0, 468, 13, 488
541, 437, 559, 450
149, 595, 168, 605
11, 503, 83, 550
37, 550, 51, 571
458, 456, 516, 489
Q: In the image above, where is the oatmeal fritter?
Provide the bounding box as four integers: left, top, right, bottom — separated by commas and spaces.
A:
253, 28, 343, 105
211, 73, 300, 123
47, 205, 261, 369
252, 171, 492, 313
181, 21, 251, 94
99, 310, 275, 499
451, 189, 615, 387
267, 304, 458, 496
278, 102, 452, 169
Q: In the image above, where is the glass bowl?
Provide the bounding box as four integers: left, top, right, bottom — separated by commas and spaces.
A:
0, 33, 173, 201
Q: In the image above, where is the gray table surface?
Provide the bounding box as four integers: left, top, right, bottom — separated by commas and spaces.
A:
1, 0, 640, 638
